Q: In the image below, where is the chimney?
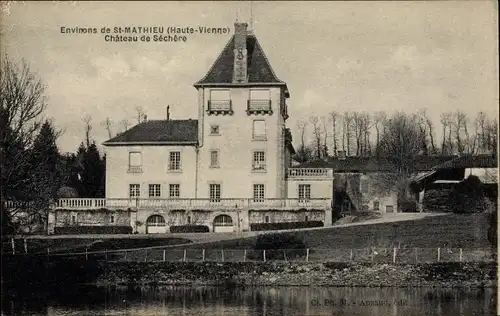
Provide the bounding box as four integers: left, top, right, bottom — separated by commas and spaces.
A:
166, 105, 170, 120
337, 150, 346, 160
233, 22, 248, 83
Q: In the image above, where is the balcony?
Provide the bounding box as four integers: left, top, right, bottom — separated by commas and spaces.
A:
207, 100, 233, 115
127, 166, 143, 173
247, 100, 272, 115
55, 198, 332, 211
287, 168, 333, 179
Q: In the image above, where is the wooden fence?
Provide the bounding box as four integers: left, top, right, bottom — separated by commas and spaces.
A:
3, 238, 494, 264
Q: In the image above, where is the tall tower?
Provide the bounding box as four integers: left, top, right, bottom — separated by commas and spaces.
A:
193, 22, 290, 199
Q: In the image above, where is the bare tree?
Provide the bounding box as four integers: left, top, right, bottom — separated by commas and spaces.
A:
476, 112, 487, 152
373, 111, 387, 156
440, 112, 453, 155
0, 55, 57, 231
374, 112, 426, 203
1, 56, 47, 200
82, 115, 92, 147
343, 111, 354, 156
352, 111, 363, 156
120, 119, 130, 132
451, 110, 468, 154
101, 117, 114, 139
329, 111, 339, 157
0, 56, 46, 146
309, 116, 322, 160
294, 120, 313, 163
360, 112, 372, 156
485, 117, 498, 153
135, 106, 146, 124
417, 109, 437, 155
321, 116, 329, 158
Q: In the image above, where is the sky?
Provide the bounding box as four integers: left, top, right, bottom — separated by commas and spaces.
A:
1, 1, 498, 154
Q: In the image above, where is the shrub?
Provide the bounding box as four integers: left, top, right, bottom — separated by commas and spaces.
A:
170, 225, 209, 233
450, 175, 489, 214
248, 232, 308, 261
400, 200, 417, 213
250, 221, 323, 231
54, 226, 132, 234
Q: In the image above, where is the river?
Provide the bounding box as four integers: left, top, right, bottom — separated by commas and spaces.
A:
1, 285, 496, 316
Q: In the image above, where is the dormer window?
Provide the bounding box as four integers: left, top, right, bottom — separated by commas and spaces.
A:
247, 89, 272, 115
208, 89, 233, 115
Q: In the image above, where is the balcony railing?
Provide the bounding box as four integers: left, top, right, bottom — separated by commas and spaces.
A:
55, 198, 332, 210
287, 168, 333, 178
207, 100, 233, 115
247, 99, 272, 115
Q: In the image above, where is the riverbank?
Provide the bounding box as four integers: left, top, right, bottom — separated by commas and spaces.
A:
3, 256, 496, 289
96, 261, 496, 288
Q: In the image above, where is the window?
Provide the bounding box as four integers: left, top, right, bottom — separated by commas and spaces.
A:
187, 216, 191, 224
248, 89, 272, 112
209, 184, 221, 202
250, 89, 270, 100
129, 184, 140, 198
298, 184, 311, 201
373, 201, 380, 211
128, 152, 142, 172
71, 213, 77, 224
208, 89, 231, 113
148, 184, 161, 198
253, 184, 265, 202
210, 89, 230, 101
210, 124, 220, 135
110, 215, 115, 224
386, 205, 394, 213
169, 151, 181, 171
169, 184, 180, 198
360, 179, 369, 193
265, 215, 270, 223
252, 151, 266, 171
252, 120, 267, 140
210, 150, 219, 168
305, 215, 309, 222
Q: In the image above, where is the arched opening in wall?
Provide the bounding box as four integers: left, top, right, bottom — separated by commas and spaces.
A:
213, 214, 234, 233
146, 214, 167, 234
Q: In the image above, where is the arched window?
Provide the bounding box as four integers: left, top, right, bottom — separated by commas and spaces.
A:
146, 215, 166, 227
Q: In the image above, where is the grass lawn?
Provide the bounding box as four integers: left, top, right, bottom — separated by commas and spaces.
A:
174, 213, 494, 251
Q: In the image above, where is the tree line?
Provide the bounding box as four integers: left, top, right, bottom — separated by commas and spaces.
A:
294, 109, 498, 162
1, 55, 105, 234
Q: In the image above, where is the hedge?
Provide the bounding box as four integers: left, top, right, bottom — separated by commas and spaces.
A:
170, 225, 210, 233
54, 226, 133, 235
250, 221, 323, 231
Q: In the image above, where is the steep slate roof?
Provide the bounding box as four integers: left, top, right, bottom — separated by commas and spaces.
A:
194, 34, 288, 90
103, 119, 198, 145
297, 156, 458, 173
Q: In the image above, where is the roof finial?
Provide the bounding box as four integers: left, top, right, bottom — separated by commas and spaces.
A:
236, 12, 239, 23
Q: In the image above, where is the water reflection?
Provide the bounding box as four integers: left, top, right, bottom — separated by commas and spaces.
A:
2, 285, 495, 316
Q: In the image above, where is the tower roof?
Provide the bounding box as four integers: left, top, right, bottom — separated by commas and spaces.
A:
194, 29, 289, 96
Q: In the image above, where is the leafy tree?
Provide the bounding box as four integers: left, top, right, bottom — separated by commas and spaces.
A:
76, 142, 105, 198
